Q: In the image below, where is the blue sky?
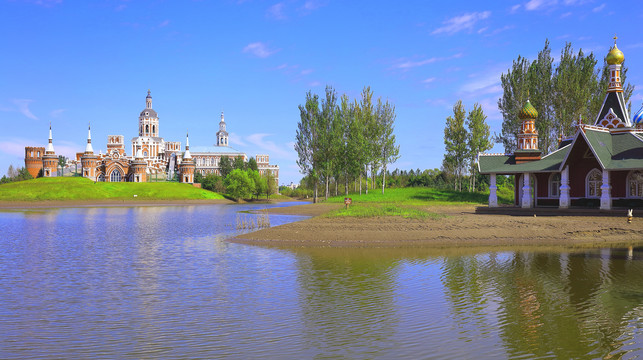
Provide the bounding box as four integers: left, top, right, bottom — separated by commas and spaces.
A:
1, 0, 642, 184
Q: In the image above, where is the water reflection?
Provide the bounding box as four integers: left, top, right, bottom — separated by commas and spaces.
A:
0, 205, 641, 359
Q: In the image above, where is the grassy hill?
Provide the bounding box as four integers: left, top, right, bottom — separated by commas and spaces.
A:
322, 187, 513, 218
0, 177, 225, 201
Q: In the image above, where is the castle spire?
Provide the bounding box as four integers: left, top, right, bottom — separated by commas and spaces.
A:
184, 131, 192, 159
146, 89, 153, 109
85, 123, 94, 154
45, 123, 55, 154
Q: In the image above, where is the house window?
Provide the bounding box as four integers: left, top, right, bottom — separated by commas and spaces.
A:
627, 170, 643, 198
549, 174, 560, 198
110, 170, 122, 182
586, 169, 602, 198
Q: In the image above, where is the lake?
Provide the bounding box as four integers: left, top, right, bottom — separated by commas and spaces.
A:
1, 202, 641, 359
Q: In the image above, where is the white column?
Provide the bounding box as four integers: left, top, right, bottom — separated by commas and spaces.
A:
559, 166, 570, 209
600, 169, 611, 210
521, 172, 532, 208
489, 173, 498, 207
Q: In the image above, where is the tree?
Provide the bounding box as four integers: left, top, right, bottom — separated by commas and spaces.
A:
225, 169, 255, 201
7, 165, 16, 178
377, 97, 400, 194
264, 171, 277, 199
219, 156, 232, 178
295, 91, 321, 203
319, 86, 338, 200
233, 156, 245, 170
194, 172, 204, 184
247, 157, 258, 171
58, 155, 67, 176
466, 103, 492, 191
247, 169, 266, 200
443, 100, 468, 191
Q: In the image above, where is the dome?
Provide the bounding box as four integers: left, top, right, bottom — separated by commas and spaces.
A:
633, 105, 643, 125
519, 100, 538, 119
140, 108, 158, 118
606, 44, 624, 65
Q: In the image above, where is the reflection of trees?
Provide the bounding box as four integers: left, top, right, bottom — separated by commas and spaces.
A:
294, 249, 398, 358
441, 248, 643, 359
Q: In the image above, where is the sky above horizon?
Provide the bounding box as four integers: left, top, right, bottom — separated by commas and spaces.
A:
1, 0, 643, 184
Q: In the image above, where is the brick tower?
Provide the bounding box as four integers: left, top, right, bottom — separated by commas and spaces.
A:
24, 146, 45, 178
81, 124, 99, 180
131, 139, 147, 183
179, 133, 195, 183
42, 124, 58, 177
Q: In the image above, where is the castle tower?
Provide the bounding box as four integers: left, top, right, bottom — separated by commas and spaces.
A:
216, 111, 229, 146
81, 124, 99, 180
42, 124, 59, 177
24, 146, 45, 178
131, 139, 147, 183
139, 90, 160, 137
515, 99, 541, 164
595, 37, 631, 128
179, 132, 195, 183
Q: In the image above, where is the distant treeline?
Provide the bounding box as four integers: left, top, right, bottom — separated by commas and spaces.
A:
1, 165, 33, 184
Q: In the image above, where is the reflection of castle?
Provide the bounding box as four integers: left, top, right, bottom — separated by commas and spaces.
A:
25, 91, 279, 184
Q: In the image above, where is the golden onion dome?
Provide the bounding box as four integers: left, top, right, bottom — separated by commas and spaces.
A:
519, 99, 538, 119
606, 44, 625, 65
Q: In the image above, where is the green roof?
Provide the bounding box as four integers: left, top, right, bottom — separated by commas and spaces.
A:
478, 144, 570, 174
479, 128, 643, 174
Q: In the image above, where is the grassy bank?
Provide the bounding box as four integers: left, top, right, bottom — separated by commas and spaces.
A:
0, 177, 225, 201
321, 187, 513, 218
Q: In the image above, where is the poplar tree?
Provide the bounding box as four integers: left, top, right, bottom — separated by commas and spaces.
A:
443, 100, 468, 191
377, 97, 400, 194
466, 103, 492, 191
295, 91, 321, 203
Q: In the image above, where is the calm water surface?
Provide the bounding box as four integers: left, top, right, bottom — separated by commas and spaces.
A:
0, 203, 642, 359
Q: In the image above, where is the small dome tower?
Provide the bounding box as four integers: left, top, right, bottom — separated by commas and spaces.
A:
42, 123, 59, 177
179, 132, 195, 183
515, 98, 541, 164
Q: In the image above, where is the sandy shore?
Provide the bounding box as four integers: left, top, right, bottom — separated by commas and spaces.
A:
233, 203, 643, 248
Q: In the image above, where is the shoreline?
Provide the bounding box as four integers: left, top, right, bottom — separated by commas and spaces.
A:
0, 197, 308, 209
233, 203, 643, 248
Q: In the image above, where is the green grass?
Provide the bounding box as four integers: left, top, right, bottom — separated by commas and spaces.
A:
0, 177, 225, 201
322, 187, 513, 219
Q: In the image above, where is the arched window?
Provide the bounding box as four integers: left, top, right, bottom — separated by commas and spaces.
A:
586, 169, 602, 198
549, 173, 560, 197
627, 170, 643, 198
152, 125, 156, 135
145, 124, 149, 134
110, 170, 122, 182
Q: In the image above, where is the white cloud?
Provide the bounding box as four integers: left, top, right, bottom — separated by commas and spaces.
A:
158, 20, 170, 27
525, 0, 548, 11
302, 0, 325, 11
0, 138, 80, 158
245, 133, 297, 160
560, 12, 572, 18
422, 77, 436, 84
393, 53, 463, 70
308, 81, 321, 87
242, 42, 278, 58
12, 99, 38, 120
23, 0, 62, 7
50, 109, 66, 118
592, 3, 605, 12
266, 3, 286, 20
510, 4, 521, 12
432, 11, 491, 35
300, 69, 313, 75
459, 68, 506, 95
229, 132, 247, 147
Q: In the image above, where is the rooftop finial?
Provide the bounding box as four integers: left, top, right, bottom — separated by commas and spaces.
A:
614, 35, 618, 45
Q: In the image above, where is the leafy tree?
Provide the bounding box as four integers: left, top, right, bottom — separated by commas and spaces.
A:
233, 156, 245, 170
295, 91, 321, 203
466, 103, 492, 192
7, 165, 16, 178
219, 156, 232, 178
443, 100, 468, 191
319, 86, 338, 200
247, 157, 258, 171
194, 172, 204, 184
376, 97, 400, 194
247, 169, 266, 199
264, 171, 277, 199
225, 169, 255, 201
